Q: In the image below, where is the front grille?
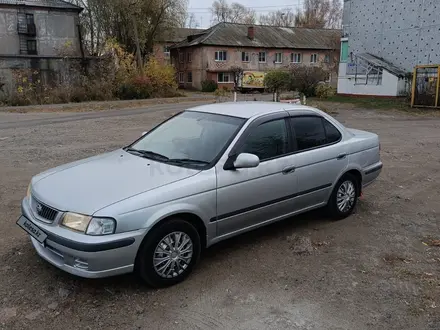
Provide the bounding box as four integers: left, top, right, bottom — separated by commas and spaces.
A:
31, 197, 58, 222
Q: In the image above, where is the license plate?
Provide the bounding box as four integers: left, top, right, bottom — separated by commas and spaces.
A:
16, 216, 47, 243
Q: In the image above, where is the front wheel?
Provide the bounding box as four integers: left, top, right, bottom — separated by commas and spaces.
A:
136, 219, 201, 288
327, 173, 359, 220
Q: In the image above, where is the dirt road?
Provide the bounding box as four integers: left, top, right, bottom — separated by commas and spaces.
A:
0, 103, 439, 329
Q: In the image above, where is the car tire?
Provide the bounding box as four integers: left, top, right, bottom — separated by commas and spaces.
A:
136, 218, 201, 288
327, 173, 359, 220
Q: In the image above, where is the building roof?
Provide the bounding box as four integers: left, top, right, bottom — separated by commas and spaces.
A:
172, 22, 341, 50
157, 28, 206, 43
0, 0, 82, 11
187, 102, 322, 119
357, 53, 407, 77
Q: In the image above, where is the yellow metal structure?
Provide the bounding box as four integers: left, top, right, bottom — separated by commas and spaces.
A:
411, 64, 440, 108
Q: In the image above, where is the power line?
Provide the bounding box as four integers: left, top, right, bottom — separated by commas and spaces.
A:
188, 8, 302, 14
188, 4, 303, 10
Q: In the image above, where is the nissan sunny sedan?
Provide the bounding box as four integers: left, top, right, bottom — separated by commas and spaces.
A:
17, 102, 382, 287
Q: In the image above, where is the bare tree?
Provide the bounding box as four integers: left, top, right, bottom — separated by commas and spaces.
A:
67, 0, 188, 57
186, 13, 200, 28
230, 3, 256, 24
294, 0, 342, 29
259, 8, 295, 27
230, 65, 244, 91
211, 0, 256, 24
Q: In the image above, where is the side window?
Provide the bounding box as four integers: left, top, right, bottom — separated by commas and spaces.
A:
291, 117, 327, 151
323, 119, 342, 143
241, 119, 288, 161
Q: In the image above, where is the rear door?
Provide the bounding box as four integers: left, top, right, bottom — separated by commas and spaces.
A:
289, 115, 348, 211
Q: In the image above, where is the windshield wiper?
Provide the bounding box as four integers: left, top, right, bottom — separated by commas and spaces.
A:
167, 158, 210, 166
124, 147, 169, 161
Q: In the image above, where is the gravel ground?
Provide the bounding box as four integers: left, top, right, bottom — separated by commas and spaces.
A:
0, 103, 439, 330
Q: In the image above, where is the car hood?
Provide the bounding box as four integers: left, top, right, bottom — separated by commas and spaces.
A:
32, 149, 200, 215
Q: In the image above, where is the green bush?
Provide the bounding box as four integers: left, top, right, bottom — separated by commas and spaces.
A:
118, 75, 153, 100
315, 83, 336, 99
264, 70, 291, 93
201, 80, 218, 92
290, 65, 329, 97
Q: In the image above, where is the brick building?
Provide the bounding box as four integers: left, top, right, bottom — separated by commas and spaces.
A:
153, 28, 204, 65
170, 22, 341, 90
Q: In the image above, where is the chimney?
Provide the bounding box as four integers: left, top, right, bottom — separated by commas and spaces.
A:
248, 26, 255, 40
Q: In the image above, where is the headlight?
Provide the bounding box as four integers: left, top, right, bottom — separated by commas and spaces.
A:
86, 218, 116, 236
62, 212, 92, 232
26, 183, 32, 199
62, 213, 116, 235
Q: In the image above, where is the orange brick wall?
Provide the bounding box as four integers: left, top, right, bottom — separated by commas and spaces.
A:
152, 43, 173, 65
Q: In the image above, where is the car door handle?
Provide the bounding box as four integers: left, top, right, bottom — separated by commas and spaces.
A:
282, 166, 296, 174
337, 153, 347, 160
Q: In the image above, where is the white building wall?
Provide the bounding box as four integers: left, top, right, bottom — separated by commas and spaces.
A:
337, 63, 405, 96
342, 0, 440, 71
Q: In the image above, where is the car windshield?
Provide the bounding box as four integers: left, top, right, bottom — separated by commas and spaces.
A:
128, 111, 245, 167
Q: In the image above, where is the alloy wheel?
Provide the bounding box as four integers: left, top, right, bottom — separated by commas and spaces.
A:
153, 232, 193, 278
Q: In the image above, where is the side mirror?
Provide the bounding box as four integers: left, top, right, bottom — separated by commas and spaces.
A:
142, 131, 148, 137
233, 153, 260, 169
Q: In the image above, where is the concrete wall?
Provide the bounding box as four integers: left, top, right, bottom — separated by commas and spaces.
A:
0, 56, 98, 97
0, 7, 81, 56
337, 62, 407, 96
172, 45, 338, 90
343, 0, 440, 71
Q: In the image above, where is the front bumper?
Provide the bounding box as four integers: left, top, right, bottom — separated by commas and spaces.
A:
21, 198, 146, 279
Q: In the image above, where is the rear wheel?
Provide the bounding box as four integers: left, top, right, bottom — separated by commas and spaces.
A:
327, 173, 359, 220
136, 218, 201, 288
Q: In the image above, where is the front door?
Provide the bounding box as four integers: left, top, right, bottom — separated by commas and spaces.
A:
214, 115, 298, 238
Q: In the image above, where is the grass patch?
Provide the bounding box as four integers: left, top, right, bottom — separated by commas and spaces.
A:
311, 95, 411, 110
310, 95, 440, 116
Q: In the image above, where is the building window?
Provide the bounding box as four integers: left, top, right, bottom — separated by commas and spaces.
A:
179, 53, 184, 63
310, 54, 318, 63
179, 72, 184, 83
26, 14, 35, 25
340, 40, 349, 62
324, 54, 330, 63
258, 52, 266, 63
215, 51, 227, 62
242, 52, 250, 62
218, 72, 231, 83
164, 46, 170, 54
27, 40, 37, 55
187, 52, 192, 63
275, 53, 282, 63
291, 53, 302, 63
187, 72, 193, 83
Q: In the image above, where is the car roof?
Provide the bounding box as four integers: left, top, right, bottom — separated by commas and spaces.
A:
187, 102, 319, 119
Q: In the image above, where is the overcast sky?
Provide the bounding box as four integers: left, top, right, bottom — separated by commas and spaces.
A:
187, 0, 305, 28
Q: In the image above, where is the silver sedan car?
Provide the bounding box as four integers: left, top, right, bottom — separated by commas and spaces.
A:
17, 102, 382, 287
